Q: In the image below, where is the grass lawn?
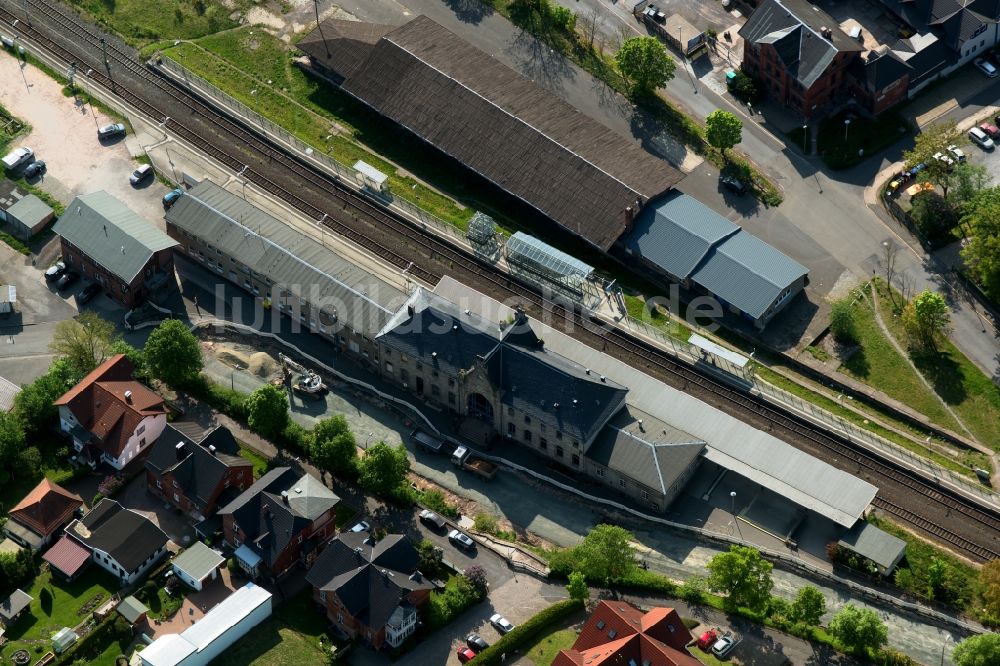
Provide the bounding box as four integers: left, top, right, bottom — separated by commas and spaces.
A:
0, 568, 119, 660
817, 111, 911, 169
239, 444, 270, 478
871, 280, 1000, 448
162, 31, 478, 231
690, 650, 730, 666
524, 628, 577, 665
220, 587, 337, 665
143, 585, 187, 621
335, 503, 359, 530
623, 294, 692, 342
64, 0, 239, 45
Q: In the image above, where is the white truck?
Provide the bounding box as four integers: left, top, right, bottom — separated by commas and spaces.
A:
2, 147, 33, 170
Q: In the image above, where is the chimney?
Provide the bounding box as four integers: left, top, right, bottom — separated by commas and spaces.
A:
121, 245, 126, 254
208, 444, 217, 455
175, 441, 186, 460
638, 419, 645, 432
124, 390, 132, 403
280, 490, 289, 503
407, 304, 414, 317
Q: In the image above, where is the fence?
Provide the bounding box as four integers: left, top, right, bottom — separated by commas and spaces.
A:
153, 55, 468, 246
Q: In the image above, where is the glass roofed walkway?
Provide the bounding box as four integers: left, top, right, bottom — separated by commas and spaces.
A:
504, 232, 602, 309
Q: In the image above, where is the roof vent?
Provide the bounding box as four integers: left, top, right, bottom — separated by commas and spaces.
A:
280, 490, 289, 503
432, 352, 437, 358
553, 402, 559, 410
572, 399, 578, 406
453, 325, 458, 331
585, 368, 590, 375
121, 245, 126, 254
124, 390, 132, 403
600, 376, 606, 382
407, 305, 415, 317
409, 572, 421, 581
354, 546, 363, 554
208, 444, 217, 455
175, 441, 185, 459
638, 419, 645, 432
464, 309, 471, 315
295, 487, 302, 494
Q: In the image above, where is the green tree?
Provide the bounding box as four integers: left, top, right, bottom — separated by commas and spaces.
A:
573, 524, 636, 583
952, 632, 1000, 666
910, 192, 959, 240
109, 338, 148, 380
828, 604, 888, 654
706, 110, 743, 155
678, 575, 707, 603
615, 36, 676, 95
566, 571, 589, 602
829, 297, 858, 343
706, 545, 774, 612
14, 359, 78, 433
902, 290, 950, 349
951, 162, 990, 208
791, 586, 826, 626
979, 559, 1000, 620
309, 415, 357, 477
903, 120, 962, 198
417, 539, 444, 579
0, 411, 26, 483
357, 442, 410, 497
144, 319, 203, 386
49, 311, 118, 377
245, 384, 289, 441
961, 190, 1000, 300
927, 557, 948, 599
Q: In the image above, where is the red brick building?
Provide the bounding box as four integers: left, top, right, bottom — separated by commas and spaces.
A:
145, 423, 254, 522
847, 48, 912, 116
554, 601, 700, 666
739, 0, 863, 119
305, 532, 434, 650
52, 192, 178, 309
219, 467, 339, 579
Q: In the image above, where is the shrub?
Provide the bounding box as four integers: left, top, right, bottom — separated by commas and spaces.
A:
829, 298, 859, 343
97, 474, 126, 498
464, 565, 488, 599
470, 599, 584, 665
678, 576, 707, 603
420, 490, 459, 519
425, 575, 482, 631
473, 512, 499, 535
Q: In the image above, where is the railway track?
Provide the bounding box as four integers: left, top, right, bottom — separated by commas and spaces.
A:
5, 0, 999, 562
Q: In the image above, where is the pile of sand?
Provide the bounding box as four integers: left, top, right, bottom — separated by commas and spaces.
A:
217, 350, 250, 370
248, 352, 278, 378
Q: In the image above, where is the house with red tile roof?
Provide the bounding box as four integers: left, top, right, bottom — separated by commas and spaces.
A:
554, 601, 701, 666
3, 478, 84, 550
55, 354, 167, 470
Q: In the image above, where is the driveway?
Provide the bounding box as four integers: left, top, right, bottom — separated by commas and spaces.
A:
147, 567, 240, 638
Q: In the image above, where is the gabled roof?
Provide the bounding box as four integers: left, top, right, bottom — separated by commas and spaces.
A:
171, 541, 226, 583
218, 468, 339, 568
740, 0, 862, 88
302, 15, 680, 251
555, 601, 698, 666
67, 499, 168, 573
146, 423, 250, 508
586, 408, 705, 496
0, 589, 32, 622
850, 47, 912, 91
0, 375, 20, 413
54, 355, 166, 458
306, 532, 433, 631
117, 595, 149, 624
297, 19, 394, 81
838, 520, 907, 571
9, 478, 84, 538
690, 230, 808, 319
53, 191, 177, 283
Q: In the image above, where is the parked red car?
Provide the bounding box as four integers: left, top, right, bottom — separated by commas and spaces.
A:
457, 646, 477, 663
697, 629, 719, 651
980, 122, 1000, 139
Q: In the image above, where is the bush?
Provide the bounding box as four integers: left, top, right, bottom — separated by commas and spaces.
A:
420, 490, 459, 519
278, 421, 310, 455
425, 575, 482, 631
728, 70, 760, 103
830, 298, 859, 344
470, 599, 584, 665
473, 512, 499, 534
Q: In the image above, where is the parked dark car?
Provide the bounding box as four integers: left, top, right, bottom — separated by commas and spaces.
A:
23, 160, 46, 179
77, 283, 102, 304
466, 634, 489, 653
56, 271, 79, 291
98, 123, 126, 140
44, 261, 66, 282
721, 174, 747, 195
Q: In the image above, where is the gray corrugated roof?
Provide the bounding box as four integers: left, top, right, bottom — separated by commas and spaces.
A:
171, 541, 226, 582
0, 375, 20, 412
838, 521, 907, 570
691, 231, 808, 319
586, 407, 706, 495
117, 595, 149, 623
166, 181, 404, 339
53, 192, 177, 283
7, 194, 53, 227
0, 589, 32, 621
623, 192, 739, 279
433, 276, 878, 527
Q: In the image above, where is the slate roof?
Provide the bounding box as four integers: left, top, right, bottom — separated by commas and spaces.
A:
586, 408, 705, 496
881, 0, 996, 52
0, 589, 32, 623
302, 15, 680, 251
379, 289, 629, 444
9, 478, 84, 538
54, 355, 166, 458
171, 541, 226, 583
850, 48, 912, 91
166, 180, 402, 339
740, 0, 862, 89
889, 31, 956, 84
297, 19, 394, 81
306, 532, 433, 631
554, 601, 698, 666
67, 499, 168, 573
623, 191, 739, 280
53, 191, 177, 283
146, 423, 250, 510
218, 468, 339, 568
690, 230, 808, 319
838, 521, 907, 571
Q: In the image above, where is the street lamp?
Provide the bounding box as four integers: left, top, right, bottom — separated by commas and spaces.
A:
844, 118, 852, 142
802, 124, 808, 153
730, 491, 744, 542
940, 634, 952, 666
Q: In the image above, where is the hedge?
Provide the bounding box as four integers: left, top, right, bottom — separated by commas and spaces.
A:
470, 598, 583, 665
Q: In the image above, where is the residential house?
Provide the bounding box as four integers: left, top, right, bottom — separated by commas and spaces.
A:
3, 478, 84, 550
145, 423, 254, 521
170, 541, 226, 591
305, 532, 434, 649
0, 179, 54, 240
139, 583, 272, 666
847, 47, 913, 115
554, 600, 700, 666
62, 499, 169, 585
52, 191, 178, 308
298, 15, 680, 252
620, 192, 808, 329
55, 354, 168, 470
739, 0, 863, 118
219, 467, 340, 579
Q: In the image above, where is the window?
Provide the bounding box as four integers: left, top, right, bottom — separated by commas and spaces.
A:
539, 437, 547, 450
539, 422, 546, 433
618, 479, 626, 488
507, 407, 514, 417
555, 446, 563, 458
507, 422, 515, 437
642, 490, 650, 501
524, 415, 531, 425
416, 362, 423, 371
156, 479, 162, 489
596, 620, 606, 630
431, 385, 441, 397
448, 392, 456, 405
572, 454, 580, 466
448, 378, 455, 387
137, 424, 145, 435
608, 630, 617, 639
556, 431, 563, 440
596, 468, 604, 478
385, 361, 393, 373
573, 440, 580, 449
400, 369, 409, 384
172, 480, 178, 488
298, 535, 303, 544
523, 430, 532, 443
